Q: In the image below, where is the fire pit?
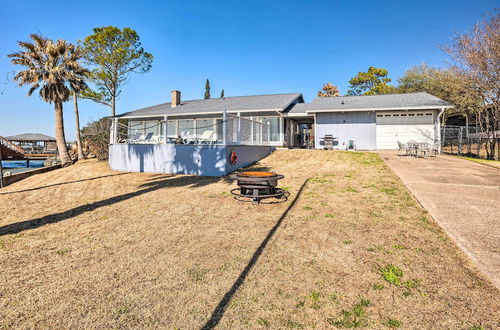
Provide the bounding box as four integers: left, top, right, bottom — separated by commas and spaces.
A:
230, 171, 289, 204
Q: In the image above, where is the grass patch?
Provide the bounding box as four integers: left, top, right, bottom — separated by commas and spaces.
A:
382, 318, 402, 328
325, 213, 335, 218
379, 187, 399, 195
327, 298, 371, 328
344, 187, 359, 193
54, 248, 71, 256
187, 267, 206, 282
257, 317, 270, 327
373, 284, 384, 290
457, 156, 500, 169
380, 265, 403, 286
303, 206, 313, 211
342, 240, 353, 245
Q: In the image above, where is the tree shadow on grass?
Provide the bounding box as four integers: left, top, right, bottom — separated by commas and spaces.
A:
0, 174, 220, 236
0, 173, 129, 195
201, 177, 310, 329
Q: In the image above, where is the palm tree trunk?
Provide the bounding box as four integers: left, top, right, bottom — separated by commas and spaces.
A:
73, 91, 85, 160
54, 100, 72, 166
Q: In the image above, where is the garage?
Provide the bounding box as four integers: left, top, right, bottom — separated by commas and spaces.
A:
376, 111, 437, 149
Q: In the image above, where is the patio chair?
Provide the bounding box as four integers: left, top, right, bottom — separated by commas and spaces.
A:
180, 132, 196, 144
428, 143, 439, 157
407, 140, 418, 157
197, 130, 214, 144
137, 132, 156, 144
397, 141, 408, 156
125, 132, 141, 143
416, 142, 430, 158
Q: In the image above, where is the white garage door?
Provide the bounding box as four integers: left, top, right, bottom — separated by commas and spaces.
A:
376, 112, 435, 149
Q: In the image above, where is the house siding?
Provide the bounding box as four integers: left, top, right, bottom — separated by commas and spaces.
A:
315, 111, 376, 150
109, 144, 274, 176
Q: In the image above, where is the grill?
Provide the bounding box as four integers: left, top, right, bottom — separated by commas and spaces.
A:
230, 171, 289, 204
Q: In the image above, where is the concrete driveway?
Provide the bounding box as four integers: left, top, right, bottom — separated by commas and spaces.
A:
379, 151, 500, 289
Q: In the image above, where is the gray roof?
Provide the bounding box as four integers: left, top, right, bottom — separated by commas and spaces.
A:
285, 103, 310, 114
117, 93, 302, 118
304, 92, 452, 112
6, 133, 56, 142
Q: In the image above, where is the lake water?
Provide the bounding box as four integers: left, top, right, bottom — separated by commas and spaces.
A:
1, 160, 45, 174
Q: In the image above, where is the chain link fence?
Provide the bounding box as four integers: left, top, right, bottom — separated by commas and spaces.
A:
441, 125, 500, 160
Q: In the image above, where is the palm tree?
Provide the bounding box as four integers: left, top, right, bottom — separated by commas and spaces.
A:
8, 34, 88, 166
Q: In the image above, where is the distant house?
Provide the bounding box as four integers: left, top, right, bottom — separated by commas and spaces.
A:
5, 133, 57, 154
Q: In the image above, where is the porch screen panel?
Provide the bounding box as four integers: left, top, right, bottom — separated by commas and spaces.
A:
262, 117, 280, 142
128, 121, 144, 139
196, 119, 214, 140
215, 119, 223, 142
144, 121, 160, 141
178, 120, 194, 139
166, 120, 177, 138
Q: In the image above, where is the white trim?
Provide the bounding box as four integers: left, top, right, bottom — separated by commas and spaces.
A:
306, 105, 454, 113
283, 112, 313, 117
116, 108, 283, 119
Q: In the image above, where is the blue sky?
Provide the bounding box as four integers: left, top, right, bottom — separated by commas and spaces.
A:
0, 0, 496, 140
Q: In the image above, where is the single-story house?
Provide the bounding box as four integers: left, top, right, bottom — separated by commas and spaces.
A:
108, 91, 452, 176
114, 91, 452, 149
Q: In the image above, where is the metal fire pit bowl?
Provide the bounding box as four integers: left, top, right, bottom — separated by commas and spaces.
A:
230, 171, 289, 204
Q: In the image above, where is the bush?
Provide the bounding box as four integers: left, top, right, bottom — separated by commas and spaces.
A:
81, 118, 111, 161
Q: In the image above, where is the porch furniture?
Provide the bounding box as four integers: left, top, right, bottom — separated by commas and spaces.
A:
197, 130, 214, 144
347, 140, 356, 150
180, 132, 196, 144
125, 133, 141, 143
397, 141, 409, 156
137, 132, 156, 144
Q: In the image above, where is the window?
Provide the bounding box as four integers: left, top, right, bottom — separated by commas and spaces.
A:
393, 114, 400, 117
426, 113, 432, 116
408, 114, 415, 116
166, 121, 177, 138
377, 114, 383, 117
261, 117, 280, 142
144, 121, 159, 138
417, 113, 424, 116
178, 120, 194, 138
215, 119, 224, 141
196, 119, 214, 139
128, 121, 144, 138
401, 114, 407, 117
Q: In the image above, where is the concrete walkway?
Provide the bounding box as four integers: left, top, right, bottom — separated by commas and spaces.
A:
379, 151, 500, 289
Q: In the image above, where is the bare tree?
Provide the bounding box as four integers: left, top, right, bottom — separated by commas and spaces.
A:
444, 12, 500, 159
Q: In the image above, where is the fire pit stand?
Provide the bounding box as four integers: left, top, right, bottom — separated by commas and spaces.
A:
230, 171, 289, 204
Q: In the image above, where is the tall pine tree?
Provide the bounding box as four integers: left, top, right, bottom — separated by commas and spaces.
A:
220, 89, 224, 98
204, 79, 210, 99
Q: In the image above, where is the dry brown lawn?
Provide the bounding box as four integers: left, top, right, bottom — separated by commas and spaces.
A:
0, 150, 498, 329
